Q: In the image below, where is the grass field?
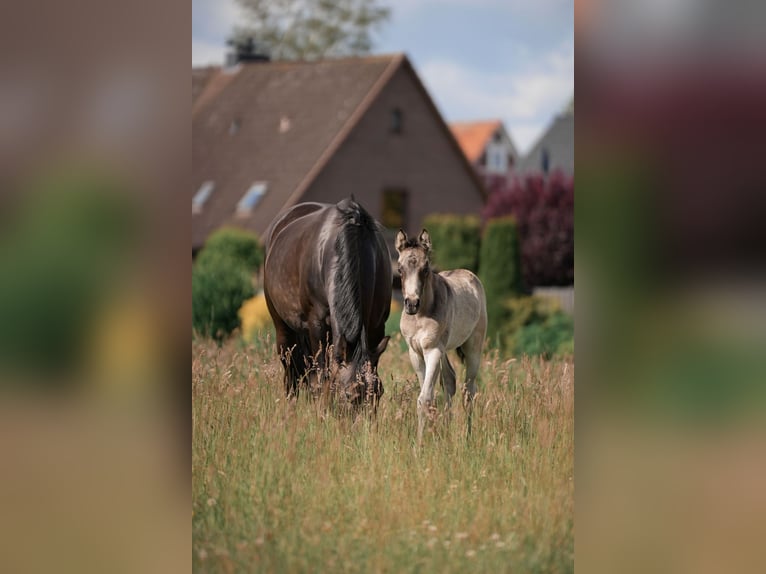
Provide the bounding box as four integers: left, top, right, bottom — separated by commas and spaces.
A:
192, 333, 573, 573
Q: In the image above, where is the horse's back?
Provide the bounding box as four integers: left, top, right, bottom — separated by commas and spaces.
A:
263, 201, 328, 253
440, 269, 487, 347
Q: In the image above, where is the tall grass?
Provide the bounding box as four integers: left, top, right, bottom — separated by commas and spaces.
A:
192, 333, 573, 573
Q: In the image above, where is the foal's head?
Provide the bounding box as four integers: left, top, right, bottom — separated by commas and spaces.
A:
395, 229, 432, 315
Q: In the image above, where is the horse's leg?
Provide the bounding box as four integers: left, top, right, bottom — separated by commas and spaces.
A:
275, 322, 300, 399
417, 348, 442, 445
307, 317, 329, 399
408, 347, 425, 386
440, 354, 457, 423
460, 329, 485, 436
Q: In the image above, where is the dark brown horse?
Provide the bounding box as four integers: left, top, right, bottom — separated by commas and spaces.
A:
263, 198, 392, 404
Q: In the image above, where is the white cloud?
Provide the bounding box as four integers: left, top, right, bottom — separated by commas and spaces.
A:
417, 41, 573, 153
192, 39, 227, 66
387, 0, 569, 18
193, 0, 245, 37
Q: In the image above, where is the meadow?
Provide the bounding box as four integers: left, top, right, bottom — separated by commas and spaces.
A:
192, 332, 573, 573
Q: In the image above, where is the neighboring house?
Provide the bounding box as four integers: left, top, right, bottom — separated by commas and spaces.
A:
449, 120, 519, 186
516, 99, 573, 176
192, 53, 486, 254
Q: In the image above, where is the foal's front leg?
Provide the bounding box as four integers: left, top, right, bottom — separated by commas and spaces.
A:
417, 348, 442, 445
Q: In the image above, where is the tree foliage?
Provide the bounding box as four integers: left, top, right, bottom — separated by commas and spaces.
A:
232, 0, 391, 61
483, 171, 574, 288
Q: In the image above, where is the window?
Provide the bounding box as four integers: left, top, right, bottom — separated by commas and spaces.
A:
381, 189, 407, 229
390, 108, 403, 134
541, 147, 550, 174
486, 143, 508, 174
237, 182, 267, 215
192, 181, 214, 214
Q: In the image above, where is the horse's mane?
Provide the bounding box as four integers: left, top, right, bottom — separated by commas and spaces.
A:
333, 198, 377, 361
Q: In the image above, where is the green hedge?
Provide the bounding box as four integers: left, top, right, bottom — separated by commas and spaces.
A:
479, 216, 522, 340
511, 311, 574, 359
421, 214, 481, 272
196, 227, 263, 272
501, 296, 573, 359
192, 255, 255, 341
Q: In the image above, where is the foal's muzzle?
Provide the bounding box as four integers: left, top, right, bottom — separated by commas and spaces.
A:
404, 298, 420, 315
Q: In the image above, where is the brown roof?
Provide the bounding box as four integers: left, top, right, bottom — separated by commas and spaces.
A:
192, 54, 487, 249
192, 67, 216, 105
192, 55, 404, 248
449, 119, 502, 163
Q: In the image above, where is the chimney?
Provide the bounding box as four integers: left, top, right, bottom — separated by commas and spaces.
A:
226, 37, 271, 66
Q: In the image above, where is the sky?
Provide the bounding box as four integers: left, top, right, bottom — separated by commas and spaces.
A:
192, 0, 574, 154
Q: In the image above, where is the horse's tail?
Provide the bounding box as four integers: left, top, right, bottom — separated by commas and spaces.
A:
333, 198, 377, 352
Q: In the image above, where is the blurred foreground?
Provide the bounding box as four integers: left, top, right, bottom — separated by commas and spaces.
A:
0, 0, 188, 571
577, 0, 766, 571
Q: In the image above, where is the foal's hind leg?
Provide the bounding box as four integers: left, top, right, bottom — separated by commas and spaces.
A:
440, 354, 457, 421
459, 329, 485, 435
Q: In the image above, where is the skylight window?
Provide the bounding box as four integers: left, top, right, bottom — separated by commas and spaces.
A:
237, 182, 268, 215
193, 181, 214, 214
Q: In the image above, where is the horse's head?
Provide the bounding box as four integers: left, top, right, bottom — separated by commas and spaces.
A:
395, 229, 432, 315
335, 336, 390, 405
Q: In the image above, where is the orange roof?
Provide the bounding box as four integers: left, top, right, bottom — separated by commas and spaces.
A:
449, 120, 502, 163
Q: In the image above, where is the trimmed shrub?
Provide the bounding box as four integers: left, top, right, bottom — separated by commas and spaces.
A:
512, 311, 574, 360
196, 227, 264, 272
192, 255, 255, 341
421, 214, 481, 272
479, 216, 522, 340
501, 295, 573, 358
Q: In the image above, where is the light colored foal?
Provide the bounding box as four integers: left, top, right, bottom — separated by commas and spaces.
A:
395, 229, 487, 444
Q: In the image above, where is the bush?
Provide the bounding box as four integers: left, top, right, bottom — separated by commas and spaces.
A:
421, 214, 481, 272
192, 255, 255, 341
501, 296, 574, 359
479, 216, 522, 340
483, 171, 573, 288
196, 227, 264, 272
0, 171, 140, 381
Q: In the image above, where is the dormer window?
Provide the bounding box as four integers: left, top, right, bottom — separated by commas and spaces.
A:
391, 108, 403, 134
486, 143, 508, 174
237, 182, 267, 216
542, 148, 550, 174
193, 181, 214, 214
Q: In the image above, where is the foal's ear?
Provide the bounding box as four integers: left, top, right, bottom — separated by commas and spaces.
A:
394, 229, 407, 252
374, 335, 390, 358
419, 229, 432, 253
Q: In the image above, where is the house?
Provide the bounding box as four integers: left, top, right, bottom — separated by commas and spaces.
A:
516, 99, 573, 176
449, 120, 519, 186
192, 53, 487, 253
